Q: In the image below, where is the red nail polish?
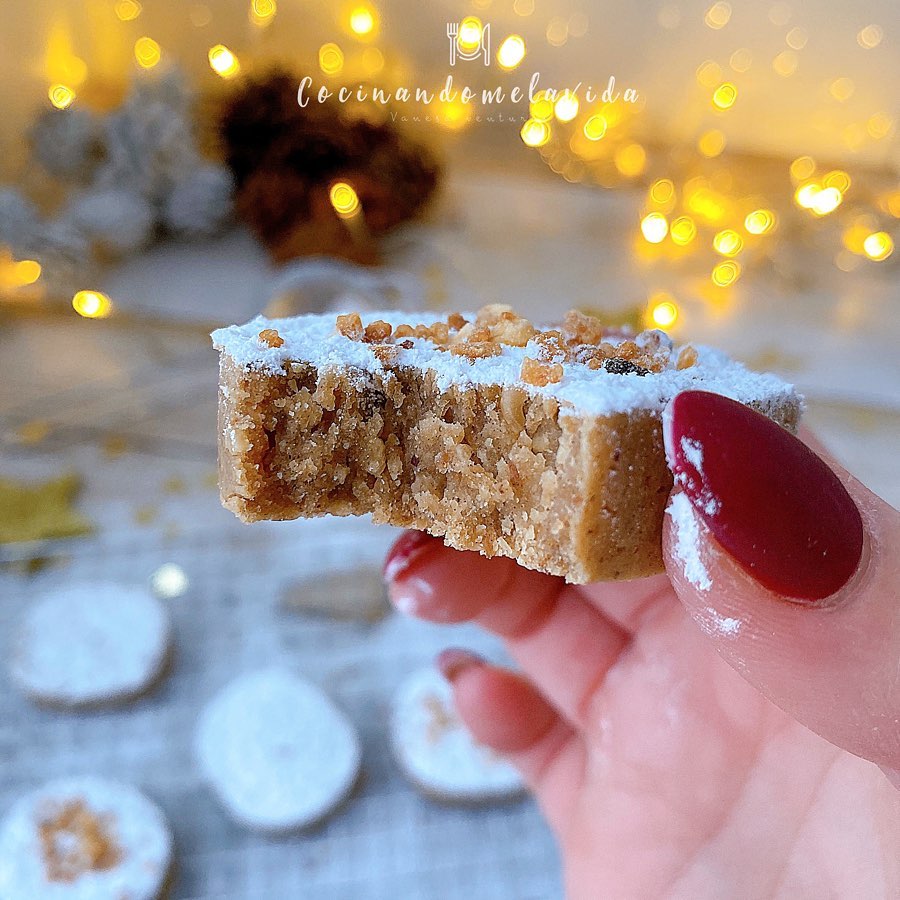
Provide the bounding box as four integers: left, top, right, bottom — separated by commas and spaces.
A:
383, 530, 440, 583
436, 648, 484, 682
664, 391, 864, 602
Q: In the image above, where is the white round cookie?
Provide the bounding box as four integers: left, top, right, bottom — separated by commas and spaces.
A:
390, 666, 525, 803
10, 583, 172, 708
0, 776, 172, 900
195, 668, 361, 832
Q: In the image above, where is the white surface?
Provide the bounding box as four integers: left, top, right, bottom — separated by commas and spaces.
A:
195, 668, 362, 832
10, 583, 171, 707
391, 667, 524, 802
0, 776, 172, 900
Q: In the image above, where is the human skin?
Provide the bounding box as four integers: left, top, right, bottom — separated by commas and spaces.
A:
384, 397, 900, 898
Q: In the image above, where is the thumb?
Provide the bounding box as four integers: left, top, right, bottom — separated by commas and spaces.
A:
661, 390, 900, 780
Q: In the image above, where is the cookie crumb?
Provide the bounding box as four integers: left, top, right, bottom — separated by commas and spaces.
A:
39, 799, 121, 883
258, 329, 284, 348
521, 356, 564, 386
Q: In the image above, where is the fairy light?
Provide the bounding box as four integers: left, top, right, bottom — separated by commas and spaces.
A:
520, 118, 550, 147
115, 0, 142, 21
649, 178, 675, 206
134, 36, 161, 68
615, 144, 646, 178
867, 113, 893, 140
48, 84, 75, 109
72, 290, 112, 318
497, 34, 526, 70
696, 60, 721, 88
768, 3, 791, 26
744, 209, 775, 235
546, 17, 568, 47
810, 186, 842, 216
698, 129, 726, 158
319, 42, 344, 75
208, 45, 240, 78
437, 97, 472, 131
704, 2, 731, 29
553, 91, 579, 122
640, 213, 668, 244
712, 82, 737, 110
843, 216, 877, 253
513, 0, 534, 15
348, 4, 377, 37
362, 47, 384, 75
862, 232, 894, 261
729, 48, 752, 72
857, 25, 883, 49
785, 27, 807, 50
249, 0, 277, 26
670, 216, 697, 246
648, 293, 679, 328
829, 77, 854, 102
14, 260, 41, 286
529, 91, 554, 122
773, 51, 798, 77
713, 229, 743, 256
711, 260, 741, 287
795, 182, 820, 209
822, 171, 851, 193
790, 156, 815, 182
457, 16, 483, 52
583, 115, 607, 140
885, 191, 900, 219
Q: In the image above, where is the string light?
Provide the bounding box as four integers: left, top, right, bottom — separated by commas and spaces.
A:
529, 91, 554, 122
696, 60, 721, 88
496, 34, 526, 70
520, 118, 550, 147
513, 0, 535, 16
712, 82, 737, 110
744, 209, 776, 234
648, 293, 679, 328
713, 229, 743, 256
704, 2, 731, 29
249, 0, 277, 27
810, 186, 842, 216
582, 115, 607, 140
711, 260, 741, 286
640, 213, 669, 244
348, 4, 377, 37
208, 44, 240, 78
772, 51, 798, 77
670, 216, 697, 246
649, 178, 675, 206
319, 42, 344, 75
822, 171, 851, 193
134, 36, 161, 68
361, 47, 384, 75
329, 182, 360, 218
698, 129, 726, 158
795, 182, 820, 209
48, 84, 75, 109
457, 16, 483, 52
857, 25, 883, 49
785, 27, 807, 50
867, 113, 894, 140
862, 232, 894, 261
790, 156, 816, 182
829, 77, 854, 102
546, 17, 568, 47
115, 0, 142, 21
437, 97, 472, 131
729, 48, 752, 73
614, 144, 646, 177
553, 91, 579, 122
72, 290, 112, 318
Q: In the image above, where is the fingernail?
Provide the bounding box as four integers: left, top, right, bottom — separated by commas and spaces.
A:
436, 648, 484, 683
663, 391, 864, 603
383, 530, 440, 584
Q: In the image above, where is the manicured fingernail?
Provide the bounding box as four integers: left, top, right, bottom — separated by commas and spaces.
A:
436, 648, 484, 683
383, 530, 440, 584
663, 391, 864, 603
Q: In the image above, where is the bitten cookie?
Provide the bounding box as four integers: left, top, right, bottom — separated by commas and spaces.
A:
194, 668, 361, 832
9, 583, 172, 708
0, 776, 173, 900
212, 305, 801, 583
390, 666, 525, 804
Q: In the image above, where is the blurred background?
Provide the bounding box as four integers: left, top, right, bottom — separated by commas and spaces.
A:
1, 1, 898, 897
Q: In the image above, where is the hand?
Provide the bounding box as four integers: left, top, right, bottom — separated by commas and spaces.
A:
384, 392, 900, 898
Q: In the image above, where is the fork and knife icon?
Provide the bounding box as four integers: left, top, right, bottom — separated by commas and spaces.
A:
447, 21, 491, 65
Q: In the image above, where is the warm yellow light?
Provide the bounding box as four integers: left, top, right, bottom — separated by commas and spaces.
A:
361, 46, 384, 75
772, 50, 798, 77
529, 91, 554, 122
685, 181, 727, 223
885, 192, 900, 219
615, 143, 646, 178
458, 16, 483, 52
729, 48, 752, 72
822, 171, 851, 194
497, 34, 526, 70
649, 179, 675, 206
713, 229, 743, 256
520, 118, 550, 147
546, 17, 568, 47
785, 27, 807, 50
319, 42, 344, 75
329, 182, 360, 218
744, 209, 775, 235
863, 232, 894, 261
704, 2, 731, 29
208, 44, 240, 78
695, 60, 721, 88
670, 216, 696, 246
73, 290, 112, 318
857, 24, 883, 49
583, 114, 607, 140
829, 77, 854, 102
513, 0, 535, 15
250, 0, 277, 26
795, 182, 820, 209
437, 98, 472, 131
134, 36, 161, 68
811, 186, 842, 216
48, 84, 75, 109
698, 129, 726, 158
867, 113, 894, 140
649, 295, 679, 328
13, 260, 42, 286
553, 91, 579, 122
640, 213, 668, 244
790, 156, 815, 182
843, 216, 877, 253
712, 82, 737, 110
115, 0, 142, 21
711, 260, 741, 287
349, 4, 377, 37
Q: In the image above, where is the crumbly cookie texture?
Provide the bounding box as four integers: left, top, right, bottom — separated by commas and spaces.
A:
212, 305, 801, 583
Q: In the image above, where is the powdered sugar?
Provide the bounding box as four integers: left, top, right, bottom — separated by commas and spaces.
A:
704, 608, 742, 637
212, 310, 798, 419
666, 492, 712, 592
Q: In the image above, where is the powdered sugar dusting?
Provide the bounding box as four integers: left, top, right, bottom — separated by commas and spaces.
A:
680, 436, 704, 472
704, 608, 742, 637
212, 310, 799, 419
666, 492, 712, 592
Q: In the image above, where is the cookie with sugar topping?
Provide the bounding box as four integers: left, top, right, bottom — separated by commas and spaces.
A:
390, 666, 525, 804
0, 776, 173, 900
